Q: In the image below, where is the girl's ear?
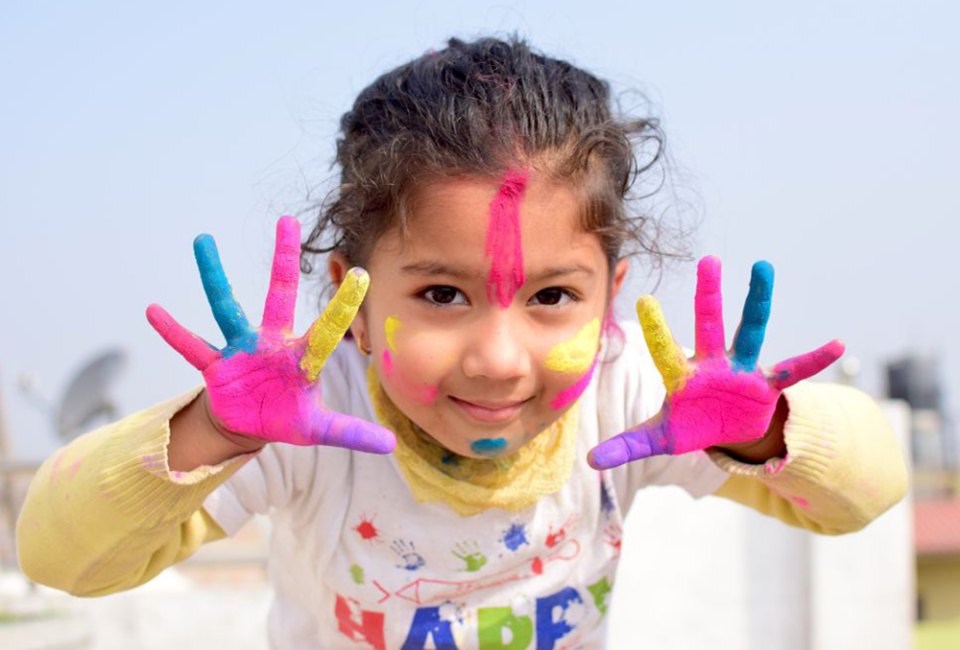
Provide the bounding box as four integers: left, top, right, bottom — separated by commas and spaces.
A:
610, 259, 629, 302
327, 253, 370, 347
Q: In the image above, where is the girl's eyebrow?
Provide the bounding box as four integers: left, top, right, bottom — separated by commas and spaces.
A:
401, 260, 594, 282
401, 261, 478, 279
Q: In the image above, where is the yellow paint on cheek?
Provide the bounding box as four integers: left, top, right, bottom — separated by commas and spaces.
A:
545, 318, 600, 373
385, 316, 401, 352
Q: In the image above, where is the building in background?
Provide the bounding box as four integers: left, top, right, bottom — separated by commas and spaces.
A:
886, 354, 960, 642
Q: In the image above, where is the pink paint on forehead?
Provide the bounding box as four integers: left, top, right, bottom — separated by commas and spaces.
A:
550, 357, 599, 410
485, 170, 528, 307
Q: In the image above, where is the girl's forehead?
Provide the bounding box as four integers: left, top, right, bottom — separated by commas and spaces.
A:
370, 173, 606, 273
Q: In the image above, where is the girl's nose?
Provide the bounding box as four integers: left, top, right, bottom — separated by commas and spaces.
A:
461, 316, 532, 380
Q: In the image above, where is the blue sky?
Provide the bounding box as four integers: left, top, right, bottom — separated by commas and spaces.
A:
2, 0, 957, 459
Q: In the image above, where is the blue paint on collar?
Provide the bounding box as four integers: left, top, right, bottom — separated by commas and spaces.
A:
470, 438, 507, 456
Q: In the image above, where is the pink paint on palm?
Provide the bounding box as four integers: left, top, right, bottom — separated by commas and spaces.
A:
550, 357, 598, 410
484, 171, 528, 307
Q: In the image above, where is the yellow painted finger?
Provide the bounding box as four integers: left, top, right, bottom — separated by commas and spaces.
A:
637, 295, 690, 394
545, 318, 600, 373
301, 268, 369, 381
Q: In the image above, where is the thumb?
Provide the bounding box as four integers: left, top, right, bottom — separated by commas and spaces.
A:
588, 418, 670, 470
310, 410, 396, 454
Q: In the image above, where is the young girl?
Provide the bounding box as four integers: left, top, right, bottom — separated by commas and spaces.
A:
17, 36, 907, 648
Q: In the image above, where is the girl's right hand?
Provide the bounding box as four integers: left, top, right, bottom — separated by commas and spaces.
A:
146, 216, 396, 454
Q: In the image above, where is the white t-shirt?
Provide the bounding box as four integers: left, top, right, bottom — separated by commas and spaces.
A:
203, 322, 728, 649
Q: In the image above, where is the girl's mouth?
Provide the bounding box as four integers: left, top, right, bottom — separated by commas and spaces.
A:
449, 396, 530, 423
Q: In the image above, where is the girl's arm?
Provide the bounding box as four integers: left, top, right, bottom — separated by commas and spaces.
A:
708, 380, 908, 535
16, 389, 244, 596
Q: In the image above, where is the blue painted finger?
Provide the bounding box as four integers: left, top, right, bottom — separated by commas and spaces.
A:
587, 419, 670, 469
732, 261, 774, 372
194, 234, 257, 355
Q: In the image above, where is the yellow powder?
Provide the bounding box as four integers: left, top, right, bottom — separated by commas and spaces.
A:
545, 318, 600, 373
385, 316, 401, 352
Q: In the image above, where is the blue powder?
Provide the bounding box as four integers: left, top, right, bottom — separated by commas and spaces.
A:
732, 260, 773, 372
470, 438, 507, 456
194, 234, 257, 357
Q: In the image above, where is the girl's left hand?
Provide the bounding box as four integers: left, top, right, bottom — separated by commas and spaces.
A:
588, 256, 844, 470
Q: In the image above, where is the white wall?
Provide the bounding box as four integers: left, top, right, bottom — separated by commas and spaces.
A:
608, 401, 913, 650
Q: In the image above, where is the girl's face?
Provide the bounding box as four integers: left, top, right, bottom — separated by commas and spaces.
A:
335, 173, 628, 459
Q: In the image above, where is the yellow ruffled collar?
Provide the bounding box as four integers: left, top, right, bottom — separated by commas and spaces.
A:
367, 367, 578, 516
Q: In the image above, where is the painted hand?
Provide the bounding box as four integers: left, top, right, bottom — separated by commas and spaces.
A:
146, 216, 396, 454
588, 256, 843, 470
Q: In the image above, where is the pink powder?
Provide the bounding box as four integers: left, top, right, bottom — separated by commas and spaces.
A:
484, 171, 528, 307
382, 350, 394, 378
551, 357, 598, 410
790, 496, 810, 509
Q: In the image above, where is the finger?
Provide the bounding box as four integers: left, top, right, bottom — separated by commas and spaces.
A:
146, 304, 220, 370
261, 216, 301, 332
309, 410, 396, 454
771, 339, 845, 390
637, 295, 689, 394
587, 420, 670, 469
732, 260, 774, 372
300, 267, 370, 381
194, 234, 257, 352
694, 255, 725, 358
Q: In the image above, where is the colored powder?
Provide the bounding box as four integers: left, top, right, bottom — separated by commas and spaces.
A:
550, 357, 598, 410
194, 234, 258, 357
545, 318, 600, 373
382, 350, 394, 378
470, 438, 508, 456
484, 171, 528, 307
384, 316, 401, 352
637, 295, 689, 394
791, 496, 810, 509
732, 261, 773, 372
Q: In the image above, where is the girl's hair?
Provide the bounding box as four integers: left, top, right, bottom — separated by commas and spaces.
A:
301, 35, 678, 284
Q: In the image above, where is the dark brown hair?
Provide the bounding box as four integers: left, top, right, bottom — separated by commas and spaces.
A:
301, 35, 679, 283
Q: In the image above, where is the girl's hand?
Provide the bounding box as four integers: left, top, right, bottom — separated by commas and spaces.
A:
146, 216, 396, 454
588, 256, 843, 470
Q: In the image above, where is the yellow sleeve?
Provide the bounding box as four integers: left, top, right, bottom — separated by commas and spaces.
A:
16, 388, 257, 596
707, 382, 908, 535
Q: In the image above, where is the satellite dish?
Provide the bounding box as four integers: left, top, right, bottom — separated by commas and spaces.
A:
56, 349, 127, 441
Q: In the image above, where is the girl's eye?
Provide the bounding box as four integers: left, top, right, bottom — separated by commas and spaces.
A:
530, 287, 577, 307
421, 285, 468, 306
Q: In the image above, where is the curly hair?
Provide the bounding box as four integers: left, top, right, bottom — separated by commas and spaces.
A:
301, 35, 678, 286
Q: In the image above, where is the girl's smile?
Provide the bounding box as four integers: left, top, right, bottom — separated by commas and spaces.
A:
335, 171, 628, 459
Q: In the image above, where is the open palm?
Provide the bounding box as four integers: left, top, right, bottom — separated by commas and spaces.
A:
146, 216, 395, 453
589, 256, 843, 469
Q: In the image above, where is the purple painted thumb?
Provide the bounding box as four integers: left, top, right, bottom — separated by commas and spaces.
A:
310, 410, 396, 454
588, 421, 669, 470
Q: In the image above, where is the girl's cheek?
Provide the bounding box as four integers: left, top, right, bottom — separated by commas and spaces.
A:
379, 317, 455, 405
543, 318, 601, 410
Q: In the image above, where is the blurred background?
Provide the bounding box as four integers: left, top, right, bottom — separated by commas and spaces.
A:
1, 0, 957, 647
